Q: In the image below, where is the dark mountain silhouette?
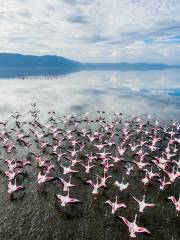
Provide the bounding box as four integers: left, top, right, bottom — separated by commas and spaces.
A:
0, 53, 179, 78
0, 53, 80, 68
81, 62, 178, 70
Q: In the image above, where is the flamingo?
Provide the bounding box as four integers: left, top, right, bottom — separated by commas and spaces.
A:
59, 176, 76, 192
158, 176, 171, 191
105, 196, 126, 214
8, 180, 25, 194
5, 169, 23, 181
119, 214, 150, 238
86, 177, 102, 194
124, 163, 134, 175
57, 190, 80, 207
80, 160, 95, 173
131, 194, 156, 213
37, 172, 55, 184
114, 178, 129, 191
167, 196, 180, 212
58, 164, 79, 175
96, 170, 112, 188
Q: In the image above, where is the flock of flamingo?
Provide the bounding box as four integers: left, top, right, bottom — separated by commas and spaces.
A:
0, 104, 179, 238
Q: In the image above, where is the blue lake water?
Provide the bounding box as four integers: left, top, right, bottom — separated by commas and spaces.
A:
0, 69, 180, 120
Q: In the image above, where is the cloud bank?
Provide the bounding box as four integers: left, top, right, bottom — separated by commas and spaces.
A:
0, 0, 180, 63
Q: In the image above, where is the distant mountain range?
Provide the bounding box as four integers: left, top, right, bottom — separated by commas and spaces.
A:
0, 53, 80, 68
0, 53, 179, 78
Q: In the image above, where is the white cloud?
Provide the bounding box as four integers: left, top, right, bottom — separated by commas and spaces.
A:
0, 0, 180, 63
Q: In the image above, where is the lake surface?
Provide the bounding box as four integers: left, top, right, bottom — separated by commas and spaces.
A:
0, 69, 180, 240
0, 69, 180, 121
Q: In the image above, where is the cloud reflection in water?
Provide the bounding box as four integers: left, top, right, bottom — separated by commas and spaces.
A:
0, 69, 179, 121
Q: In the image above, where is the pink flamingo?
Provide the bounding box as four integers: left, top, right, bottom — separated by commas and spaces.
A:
119, 214, 151, 238
131, 194, 156, 213
43, 161, 55, 174
163, 166, 179, 183
8, 180, 25, 194
3, 143, 15, 153
117, 143, 127, 156
133, 159, 150, 170
66, 156, 81, 167
141, 172, 150, 185
105, 196, 126, 214
5, 169, 23, 181
100, 158, 114, 172
59, 164, 79, 175
59, 176, 75, 191
158, 176, 171, 190
94, 143, 107, 151
172, 158, 180, 168
95, 170, 112, 188
97, 150, 111, 159
111, 154, 123, 163
80, 160, 95, 173
145, 167, 160, 180
128, 142, 140, 152
37, 157, 50, 168
37, 172, 55, 184
85, 152, 97, 162
86, 177, 102, 194
147, 143, 159, 152
56, 190, 80, 207
4, 159, 20, 171
87, 133, 97, 142
168, 196, 180, 212
67, 145, 79, 157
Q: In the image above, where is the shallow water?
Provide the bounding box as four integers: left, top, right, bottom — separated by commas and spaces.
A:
0, 69, 180, 120
0, 69, 180, 240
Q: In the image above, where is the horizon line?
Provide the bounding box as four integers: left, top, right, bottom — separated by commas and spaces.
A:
0, 52, 179, 66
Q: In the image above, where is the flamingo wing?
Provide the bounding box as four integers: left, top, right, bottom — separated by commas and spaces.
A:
119, 216, 131, 226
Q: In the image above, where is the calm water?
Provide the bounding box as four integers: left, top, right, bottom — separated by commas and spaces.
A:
0, 69, 180, 120
0, 69, 180, 240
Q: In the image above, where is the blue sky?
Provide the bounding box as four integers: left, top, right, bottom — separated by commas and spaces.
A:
0, 0, 180, 63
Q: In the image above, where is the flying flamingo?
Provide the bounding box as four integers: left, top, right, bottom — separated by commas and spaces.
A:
80, 160, 95, 173
145, 167, 160, 180
59, 176, 76, 192
4, 159, 20, 171
37, 172, 55, 184
111, 154, 123, 163
124, 163, 134, 175
131, 194, 156, 213
163, 166, 179, 183
158, 176, 171, 191
114, 178, 129, 191
3, 143, 15, 153
86, 177, 102, 194
105, 196, 126, 214
119, 214, 151, 238
56, 190, 80, 207
141, 172, 150, 185
58, 164, 79, 175
95, 169, 112, 188
117, 143, 127, 156
5, 169, 23, 181
167, 196, 180, 213
8, 180, 25, 194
